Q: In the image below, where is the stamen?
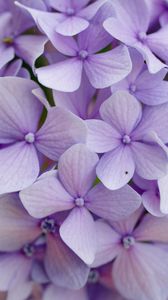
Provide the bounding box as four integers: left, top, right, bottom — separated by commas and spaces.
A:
88, 270, 99, 283
75, 197, 84, 207
23, 244, 35, 257
41, 218, 56, 234
137, 31, 147, 43
129, 83, 137, 93
78, 50, 89, 60
66, 7, 75, 16
122, 135, 131, 144
25, 132, 35, 143
122, 235, 135, 249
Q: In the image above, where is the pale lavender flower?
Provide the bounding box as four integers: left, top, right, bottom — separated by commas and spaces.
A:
0, 59, 29, 78
0, 193, 90, 290
16, 2, 132, 92
86, 91, 168, 190
20, 144, 141, 265
103, 0, 168, 73
111, 49, 168, 106
0, 0, 47, 69
53, 75, 111, 119
92, 210, 168, 300
16, 0, 107, 36
0, 77, 87, 193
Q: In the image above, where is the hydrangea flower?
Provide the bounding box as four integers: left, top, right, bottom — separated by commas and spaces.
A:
0, 0, 47, 69
16, 2, 132, 92
86, 91, 168, 189
0, 59, 29, 78
0, 77, 87, 193
19, 144, 141, 265
92, 210, 168, 300
103, 0, 168, 73
16, 0, 107, 37
111, 49, 168, 106
0, 193, 90, 291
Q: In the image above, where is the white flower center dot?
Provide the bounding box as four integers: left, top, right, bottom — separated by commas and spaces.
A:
25, 132, 35, 143
79, 50, 88, 60
122, 134, 131, 144
75, 197, 85, 207
137, 31, 147, 42
122, 235, 135, 249
129, 83, 137, 93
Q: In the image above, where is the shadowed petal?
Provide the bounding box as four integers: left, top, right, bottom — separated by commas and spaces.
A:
44, 234, 90, 289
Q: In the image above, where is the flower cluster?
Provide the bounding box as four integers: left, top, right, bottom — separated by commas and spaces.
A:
1, 0, 168, 300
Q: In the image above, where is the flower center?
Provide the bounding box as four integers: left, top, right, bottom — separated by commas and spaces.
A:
78, 50, 89, 60
88, 270, 99, 283
25, 132, 35, 143
66, 7, 75, 16
3, 36, 13, 44
122, 134, 131, 144
41, 218, 56, 234
129, 83, 137, 93
137, 31, 147, 43
75, 197, 85, 207
23, 244, 35, 257
122, 235, 135, 249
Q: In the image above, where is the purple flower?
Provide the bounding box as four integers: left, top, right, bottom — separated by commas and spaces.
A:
16, 2, 132, 92
111, 49, 168, 106
0, 193, 90, 290
103, 0, 168, 73
53, 75, 111, 119
0, 0, 47, 69
16, 0, 107, 36
20, 144, 141, 265
0, 59, 29, 78
86, 91, 168, 190
0, 77, 87, 193
92, 210, 168, 300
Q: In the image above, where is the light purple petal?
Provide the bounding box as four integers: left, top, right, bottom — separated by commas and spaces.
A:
134, 214, 168, 242
0, 254, 32, 291
36, 108, 87, 161
131, 142, 168, 180
14, 34, 47, 67
105, 0, 150, 33
100, 91, 142, 134
0, 46, 15, 69
86, 183, 141, 221
97, 146, 135, 190
43, 284, 88, 300
58, 144, 98, 197
158, 174, 168, 214
78, 0, 108, 20
132, 103, 168, 143
7, 282, 33, 300
60, 207, 96, 265
56, 16, 89, 36
142, 190, 165, 217
91, 220, 120, 268
44, 234, 90, 289
0, 142, 39, 194
20, 170, 74, 218
0, 77, 43, 143
36, 58, 83, 92
135, 43, 166, 74
53, 75, 95, 119
84, 45, 132, 88
113, 244, 168, 300
135, 69, 168, 105
0, 193, 40, 251
85, 119, 120, 153
147, 25, 168, 63
78, 2, 114, 53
